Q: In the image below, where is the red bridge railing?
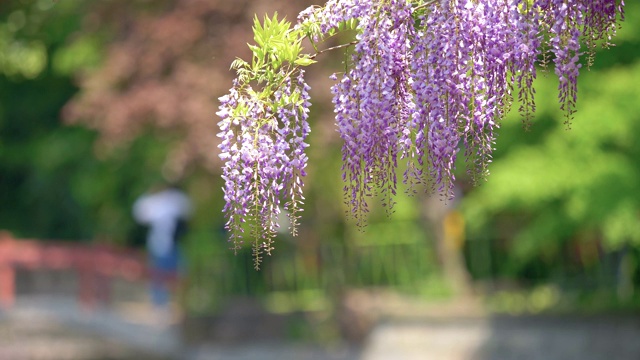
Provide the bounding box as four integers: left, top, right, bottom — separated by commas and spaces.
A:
0, 231, 175, 310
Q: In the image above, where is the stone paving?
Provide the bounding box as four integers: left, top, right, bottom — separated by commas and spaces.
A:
0, 296, 358, 360
0, 297, 175, 360
362, 316, 640, 360
2, 296, 640, 360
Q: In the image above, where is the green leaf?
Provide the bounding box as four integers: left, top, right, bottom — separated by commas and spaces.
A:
252, 15, 264, 40
294, 57, 317, 66
230, 58, 248, 70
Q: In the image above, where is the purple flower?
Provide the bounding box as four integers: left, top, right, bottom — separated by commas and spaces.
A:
217, 71, 311, 266
543, 0, 585, 127
329, 0, 414, 225
219, 0, 626, 254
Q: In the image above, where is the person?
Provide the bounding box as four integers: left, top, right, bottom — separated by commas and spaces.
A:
132, 183, 191, 313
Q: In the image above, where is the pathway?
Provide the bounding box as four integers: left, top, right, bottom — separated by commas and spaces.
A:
2, 295, 640, 360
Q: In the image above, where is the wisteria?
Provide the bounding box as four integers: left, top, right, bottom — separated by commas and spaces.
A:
218, 0, 625, 267
330, 0, 415, 226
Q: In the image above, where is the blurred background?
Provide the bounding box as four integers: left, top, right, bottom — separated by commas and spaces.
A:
1, 0, 639, 359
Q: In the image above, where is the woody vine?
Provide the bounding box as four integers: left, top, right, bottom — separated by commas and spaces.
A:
216, 0, 625, 269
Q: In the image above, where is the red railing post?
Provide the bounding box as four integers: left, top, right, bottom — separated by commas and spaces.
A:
77, 247, 98, 311
0, 232, 16, 309
93, 245, 113, 306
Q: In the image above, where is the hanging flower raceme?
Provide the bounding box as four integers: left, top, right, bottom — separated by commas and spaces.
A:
217, 15, 313, 269
331, 0, 414, 226
511, 0, 543, 129
409, 2, 463, 199
218, 0, 625, 267
582, 0, 625, 68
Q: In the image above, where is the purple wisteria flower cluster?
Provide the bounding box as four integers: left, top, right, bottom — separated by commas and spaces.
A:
218, 0, 624, 264
326, 0, 415, 226
217, 71, 311, 268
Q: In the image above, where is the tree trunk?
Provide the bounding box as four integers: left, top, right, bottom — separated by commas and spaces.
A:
421, 194, 473, 297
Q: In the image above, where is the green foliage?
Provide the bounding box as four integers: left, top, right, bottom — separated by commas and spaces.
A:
462, 2, 640, 264
0, 33, 47, 79
235, 13, 315, 82
0, 13, 47, 78
0, 0, 166, 241
250, 13, 306, 70
0, 0, 90, 79
230, 13, 316, 128
52, 35, 103, 75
